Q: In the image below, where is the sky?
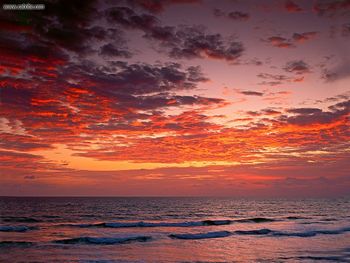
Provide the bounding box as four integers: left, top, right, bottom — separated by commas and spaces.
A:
0, 0, 349, 197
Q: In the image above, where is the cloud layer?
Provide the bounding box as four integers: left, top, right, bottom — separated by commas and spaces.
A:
0, 0, 349, 196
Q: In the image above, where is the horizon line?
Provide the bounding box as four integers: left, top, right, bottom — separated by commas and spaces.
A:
1, 195, 349, 199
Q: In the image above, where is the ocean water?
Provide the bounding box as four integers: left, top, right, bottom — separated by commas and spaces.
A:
0, 197, 350, 263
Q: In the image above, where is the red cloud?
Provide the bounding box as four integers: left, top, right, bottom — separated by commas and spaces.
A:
285, 0, 303, 12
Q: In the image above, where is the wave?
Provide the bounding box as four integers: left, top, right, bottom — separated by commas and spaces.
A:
234, 227, 350, 237
65, 218, 277, 229
103, 221, 202, 228
235, 217, 276, 223
285, 216, 310, 220
0, 226, 37, 232
54, 235, 152, 245
169, 231, 231, 240
234, 228, 273, 235
320, 218, 338, 222
280, 255, 346, 262
66, 219, 233, 228
273, 227, 350, 237
0, 241, 33, 247
202, 219, 232, 225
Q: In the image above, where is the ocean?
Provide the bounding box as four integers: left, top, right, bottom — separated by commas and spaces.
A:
0, 197, 349, 262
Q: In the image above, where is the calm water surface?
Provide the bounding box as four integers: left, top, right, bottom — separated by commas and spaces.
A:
0, 197, 350, 262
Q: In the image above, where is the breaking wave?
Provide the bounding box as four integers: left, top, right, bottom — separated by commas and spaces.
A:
168, 226, 350, 240
234, 227, 350, 237
169, 231, 231, 240
235, 217, 276, 223
272, 227, 350, 237
64, 217, 279, 229
234, 228, 273, 235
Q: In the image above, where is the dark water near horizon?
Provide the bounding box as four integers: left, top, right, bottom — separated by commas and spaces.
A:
0, 197, 350, 262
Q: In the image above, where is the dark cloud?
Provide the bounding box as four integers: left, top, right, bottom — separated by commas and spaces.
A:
125, 0, 201, 13
186, 66, 209, 82
281, 100, 350, 125
0, 150, 41, 160
227, 11, 250, 21
0, 149, 70, 171
328, 99, 350, 111
104, 6, 244, 62
266, 36, 293, 48
0, 32, 68, 72
143, 25, 175, 41
246, 111, 261, 116
0, 133, 53, 151
240, 91, 264, 96
30, 0, 103, 53
0, 47, 226, 148
257, 73, 298, 86
285, 0, 303, 12
245, 108, 282, 117
24, 175, 36, 180
213, 8, 225, 17
258, 81, 284, 86
1, 1, 230, 150
212, 9, 250, 21
321, 59, 350, 82
257, 73, 291, 81
99, 62, 208, 95
284, 60, 311, 74
99, 43, 132, 58
51, 62, 215, 128
342, 23, 350, 36
57, 61, 208, 96
152, 25, 244, 61
313, 0, 350, 17
287, 108, 323, 114
106, 6, 158, 31
262, 109, 281, 115
0, 0, 131, 61
321, 68, 338, 82
316, 93, 350, 104
292, 32, 318, 42
0, 150, 46, 170
265, 32, 318, 48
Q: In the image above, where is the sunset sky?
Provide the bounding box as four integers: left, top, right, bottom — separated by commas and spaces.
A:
0, 0, 349, 197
